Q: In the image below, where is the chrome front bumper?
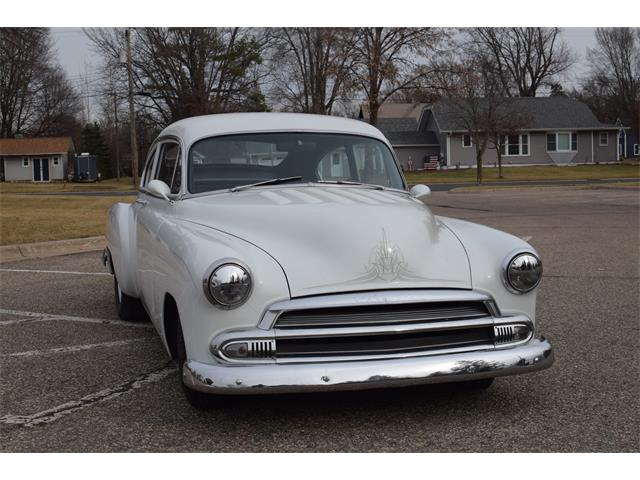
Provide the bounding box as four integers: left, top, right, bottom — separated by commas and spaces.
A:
183, 337, 553, 395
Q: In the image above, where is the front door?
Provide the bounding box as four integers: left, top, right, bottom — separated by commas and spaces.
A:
33, 158, 41, 181
32, 158, 50, 182
41, 158, 50, 181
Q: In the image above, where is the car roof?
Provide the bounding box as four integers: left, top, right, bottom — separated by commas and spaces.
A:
158, 112, 389, 146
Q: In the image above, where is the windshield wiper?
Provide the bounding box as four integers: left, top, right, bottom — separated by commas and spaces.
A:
315, 180, 384, 190
230, 176, 303, 193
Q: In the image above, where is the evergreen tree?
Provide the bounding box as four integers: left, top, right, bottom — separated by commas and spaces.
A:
80, 122, 112, 179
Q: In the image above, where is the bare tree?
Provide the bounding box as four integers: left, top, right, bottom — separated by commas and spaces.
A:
467, 28, 574, 97
29, 65, 82, 137
269, 28, 357, 114
583, 28, 640, 145
351, 28, 443, 126
86, 28, 268, 127
486, 105, 532, 179
438, 56, 510, 184
0, 28, 50, 137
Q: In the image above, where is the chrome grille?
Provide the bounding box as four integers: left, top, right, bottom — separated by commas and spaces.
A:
272, 299, 495, 360
275, 301, 489, 329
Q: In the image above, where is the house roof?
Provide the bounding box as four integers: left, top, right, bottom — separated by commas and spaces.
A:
0, 137, 74, 156
376, 117, 418, 132
384, 130, 439, 146
430, 97, 620, 132
360, 103, 427, 121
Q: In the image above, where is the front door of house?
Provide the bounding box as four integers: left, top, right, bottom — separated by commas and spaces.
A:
32, 158, 50, 182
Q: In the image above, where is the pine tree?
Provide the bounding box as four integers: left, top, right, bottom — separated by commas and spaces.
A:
80, 123, 112, 179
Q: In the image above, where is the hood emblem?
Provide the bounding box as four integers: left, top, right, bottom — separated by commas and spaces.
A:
365, 229, 412, 281
308, 229, 428, 290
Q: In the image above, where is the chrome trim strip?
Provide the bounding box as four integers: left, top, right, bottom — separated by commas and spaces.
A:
257, 289, 492, 330
272, 316, 498, 338
185, 337, 554, 395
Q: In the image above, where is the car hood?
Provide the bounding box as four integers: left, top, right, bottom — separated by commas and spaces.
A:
179, 186, 471, 297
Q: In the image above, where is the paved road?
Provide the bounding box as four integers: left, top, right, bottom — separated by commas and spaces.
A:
14, 177, 639, 196
1, 187, 638, 452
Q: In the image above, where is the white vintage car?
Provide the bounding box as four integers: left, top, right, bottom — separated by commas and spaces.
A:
104, 113, 553, 408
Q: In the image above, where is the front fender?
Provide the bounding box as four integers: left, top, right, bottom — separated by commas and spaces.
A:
438, 216, 539, 323
154, 218, 291, 363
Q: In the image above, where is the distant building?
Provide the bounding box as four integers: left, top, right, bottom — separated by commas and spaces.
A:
0, 137, 75, 182
361, 97, 628, 170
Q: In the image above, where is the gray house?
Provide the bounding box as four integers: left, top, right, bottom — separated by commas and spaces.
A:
0, 137, 75, 182
364, 98, 625, 170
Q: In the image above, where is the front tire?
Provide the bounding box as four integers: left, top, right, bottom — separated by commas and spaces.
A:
113, 275, 148, 322
175, 316, 222, 409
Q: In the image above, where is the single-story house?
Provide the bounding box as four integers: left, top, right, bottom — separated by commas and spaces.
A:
362, 98, 628, 169
360, 103, 440, 169
0, 137, 75, 182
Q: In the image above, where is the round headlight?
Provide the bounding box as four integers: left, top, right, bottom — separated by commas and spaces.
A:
204, 263, 252, 308
504, 252, 542, 293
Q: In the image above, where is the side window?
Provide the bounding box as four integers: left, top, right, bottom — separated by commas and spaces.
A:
156, 142, 182, 194
141, 146, 157, 188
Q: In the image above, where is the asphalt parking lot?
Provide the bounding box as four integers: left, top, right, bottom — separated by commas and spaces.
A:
1, 186, 638, 452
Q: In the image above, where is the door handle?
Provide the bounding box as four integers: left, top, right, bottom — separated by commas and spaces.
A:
135, 198, 148, 206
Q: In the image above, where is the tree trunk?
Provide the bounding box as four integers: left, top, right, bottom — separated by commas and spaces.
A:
496, 148, 503, 179
368, 99, 380, 126
476, 150, 483, 184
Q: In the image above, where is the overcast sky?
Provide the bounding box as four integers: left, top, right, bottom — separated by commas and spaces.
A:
50, 27, 598, 106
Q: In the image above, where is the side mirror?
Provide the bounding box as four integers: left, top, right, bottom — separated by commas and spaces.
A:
410, 184, 431, 200
147, 179, 172, 201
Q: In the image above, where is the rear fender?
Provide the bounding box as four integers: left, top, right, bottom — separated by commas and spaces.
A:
105, 202, 139, 297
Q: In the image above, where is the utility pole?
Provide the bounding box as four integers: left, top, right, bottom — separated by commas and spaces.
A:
113, 92, 120, 180
125, 28, 139, 187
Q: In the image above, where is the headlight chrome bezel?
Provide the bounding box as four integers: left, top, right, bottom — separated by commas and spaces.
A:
202, 260, 253, 309
502, 250, 543, 294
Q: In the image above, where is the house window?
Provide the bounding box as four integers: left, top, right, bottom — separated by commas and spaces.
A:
599, 132, 608, 146
462, 134, 472, 148
546, 134, 556, 152
52, 157, 60, 166
22, 157, 29, 167
547, 132, 577, 152
634, 144, 639, 156
557, 133, 570, 150
500, 134, 530, 156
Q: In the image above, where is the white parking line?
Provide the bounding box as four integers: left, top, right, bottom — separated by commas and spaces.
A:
0, 308, 153, 328
0, 364, 176, 427
520, 236, 532, 242
0, 268, 110, 276
0, 337, 153, 359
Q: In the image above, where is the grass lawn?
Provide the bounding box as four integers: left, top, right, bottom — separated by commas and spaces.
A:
0, 177, 137, 194
404, 164, 640, 184
0, 194, 133, 245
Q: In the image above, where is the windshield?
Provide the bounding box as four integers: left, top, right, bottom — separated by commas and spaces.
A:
187, 132, 405, 194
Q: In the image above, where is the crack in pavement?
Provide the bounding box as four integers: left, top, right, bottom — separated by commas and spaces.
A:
0, 363, 177, 428
0, 309, 153, 328
0, 337, 155, 358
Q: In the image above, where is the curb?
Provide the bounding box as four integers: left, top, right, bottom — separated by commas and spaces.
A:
0, 236, 106, 264
448, 182, 640, 194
